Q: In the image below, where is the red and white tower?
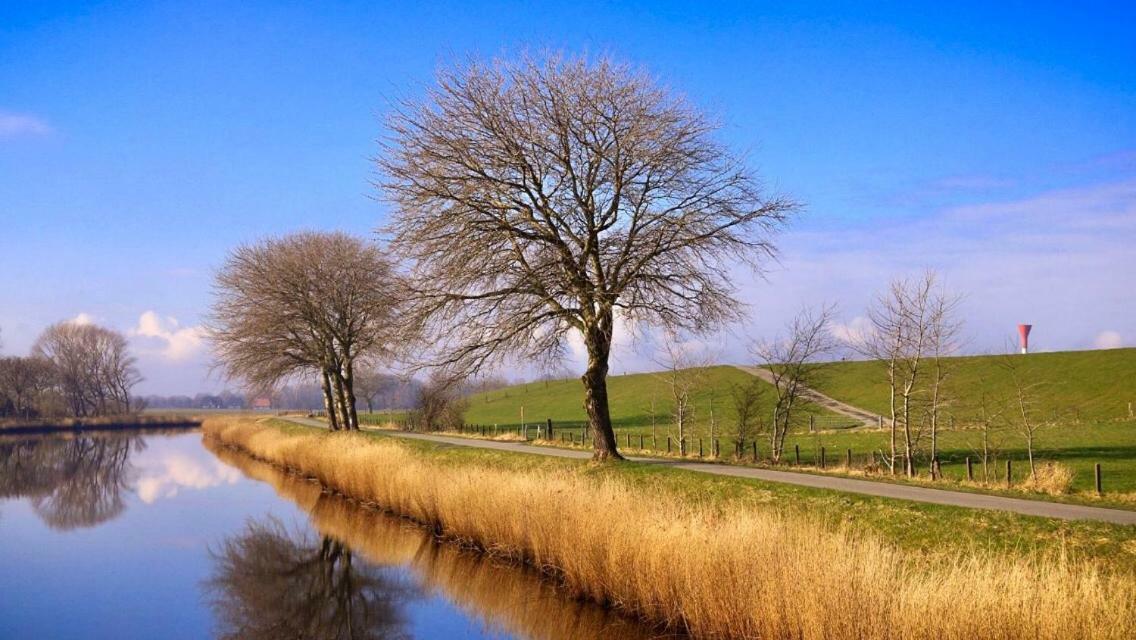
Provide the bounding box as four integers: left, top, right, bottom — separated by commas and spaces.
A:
1017, 324, 1032, 354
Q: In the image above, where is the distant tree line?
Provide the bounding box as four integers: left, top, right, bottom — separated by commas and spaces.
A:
0, 322, 141, 420
143, 391, 248, 410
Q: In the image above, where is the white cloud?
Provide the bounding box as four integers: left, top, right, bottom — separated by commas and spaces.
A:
130, 311, 206, 361
744, 177, 1136, 356
136, 453, 241, 503
0, 111, 53, 138
67, 312, 97, 326
1093, 331, 1125, 350
829, 315, 874, 347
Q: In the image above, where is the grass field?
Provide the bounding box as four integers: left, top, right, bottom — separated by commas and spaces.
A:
463, 365, 851, 431
453, 349, 1136, 504
205, 416, 1136, 639
814, 348, 1136, 423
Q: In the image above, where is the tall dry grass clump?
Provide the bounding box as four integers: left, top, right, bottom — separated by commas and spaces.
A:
1019, 461, 1076, 496
203, 418, 1136, 640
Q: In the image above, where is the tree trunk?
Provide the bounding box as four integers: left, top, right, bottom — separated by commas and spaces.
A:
342, 360, 359, 430
321, 369, 340, 431
581, 315, 622, 461
332, 370, 352, 431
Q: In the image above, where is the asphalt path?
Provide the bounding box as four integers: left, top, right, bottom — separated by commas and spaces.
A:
280, 416, 1136, 525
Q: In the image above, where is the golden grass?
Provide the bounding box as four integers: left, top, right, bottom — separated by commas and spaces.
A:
205, 440, 658, 639
204, 417, 1136, 640
1019, 462, 1076, 496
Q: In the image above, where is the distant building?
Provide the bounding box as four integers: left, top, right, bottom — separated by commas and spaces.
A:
251, 396, 272, 410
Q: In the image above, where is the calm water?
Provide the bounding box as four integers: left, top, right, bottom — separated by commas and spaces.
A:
0, 430, 660, 639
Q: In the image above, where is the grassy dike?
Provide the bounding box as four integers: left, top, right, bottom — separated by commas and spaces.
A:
203, 416, 1136, 640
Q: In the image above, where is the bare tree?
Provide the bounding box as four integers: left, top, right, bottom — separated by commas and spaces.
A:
925, 288, 963, 478
209, 232, 405, 431
33, 322, 140, 417
752, 305, 837, 463
0, 356, 56, 419
653, 333, 710, 456
410, 372, 469, 433
380, 54, 795, 460
729, 376, 764, 452
968, 374, 1006, 483
858, 272, 955, 477
1000, 354, 1043, 479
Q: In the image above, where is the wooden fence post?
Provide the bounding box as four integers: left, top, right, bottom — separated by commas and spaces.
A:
667, 437, 672, 454
547, 418, 553, 440
639, 434, 644, 450
1006, 459, 1012, 487
625, 433, 631, 449
820, 447, 826, 470
795, 444, 800, 466
752, 441, 758, 462
698, 438, 704, 458
846, 448, 852, 469
966, 457, 973, 481
1095, 463, 1103, 496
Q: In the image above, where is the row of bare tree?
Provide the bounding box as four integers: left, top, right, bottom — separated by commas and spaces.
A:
0, 322, 141, 420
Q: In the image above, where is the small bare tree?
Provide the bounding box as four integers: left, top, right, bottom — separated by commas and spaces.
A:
968, 375, 1006, 482
752, 304, 837, 463
380, 54, 795, 459
410, 372, 469, 433
859, 271, 955, 477
729, 377, 764, 452
1000, 354, 1043, 479
925, 288, 963, 477
654, 333, 710, 456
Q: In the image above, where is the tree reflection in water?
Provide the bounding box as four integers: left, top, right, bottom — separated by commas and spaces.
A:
207, 518, 417, 640
0, 434, 141, 529
205, 438, 667, 640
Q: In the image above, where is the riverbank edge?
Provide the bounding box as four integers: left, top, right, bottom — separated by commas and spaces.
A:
202, 416, 1136, 640
0, 415, 201, 436
201, 422, 675, 636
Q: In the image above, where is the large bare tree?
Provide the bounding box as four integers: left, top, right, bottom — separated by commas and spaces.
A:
209, 232, 405, 430
380, 54, 795, 459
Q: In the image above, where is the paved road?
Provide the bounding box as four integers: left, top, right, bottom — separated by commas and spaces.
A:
280, 416, 1136, 526
734, 364, 884, 428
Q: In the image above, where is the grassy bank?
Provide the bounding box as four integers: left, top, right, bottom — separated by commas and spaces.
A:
205, 439, 658, 639
204, 416, 1136, 640
815, 348, 1136, 423
455, 350, 1136, 503
463, 365, 851, 430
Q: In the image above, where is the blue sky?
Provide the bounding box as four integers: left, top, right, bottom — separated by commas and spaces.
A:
1, 1, 1134, 393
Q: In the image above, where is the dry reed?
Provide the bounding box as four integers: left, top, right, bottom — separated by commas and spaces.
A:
204, 417, 1136, 640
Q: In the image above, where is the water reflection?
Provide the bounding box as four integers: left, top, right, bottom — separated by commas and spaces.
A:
206, 439, 665, 640
0, 433, 141, 529
208, 519, 417, 640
